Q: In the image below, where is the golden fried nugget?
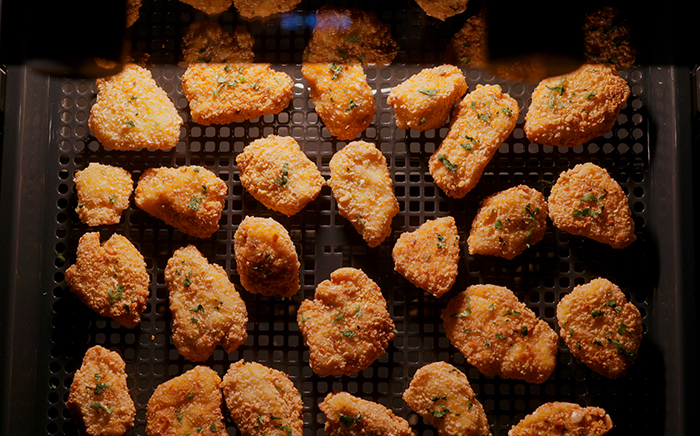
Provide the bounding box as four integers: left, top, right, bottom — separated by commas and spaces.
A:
429, 85, 519, 199
67, 345, 135, 436
445, 12, 487, 67
557, 278, 642, 378
297, 267, 396, 376
126, 0, 141, 27
74, 163, 134, 226
182, 63, 293, 125
65, 232, 150, 328
89, 64, 182, 151
442, 285, 558, 383
583, 6, 636, 68
181, 21, 254, 65
234, 216, 300, 297
328, 141, 399, 248
320, 392, 415, 436
508, 402, 613, 436
524, 64, 630, 147
221, 360, 303, 436
548, 163, 635, 248
467, 185, 548, 260
388, 65, 468, 131
179, 0, 232, 15
415, 0, 469, 21
146, 366, 228, 436
236, 135, 324, 215
392, 216, 460, 298
233, 0, 301, 18
302, 62, 375, 140
304, 6, 397, 65
134, 166, 227, 239
403, 362, 490, 436
165, 245, 248, 362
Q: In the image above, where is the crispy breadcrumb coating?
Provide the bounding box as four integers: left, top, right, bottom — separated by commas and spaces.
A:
557, 278, 642, 378
235, 135, 324, 216
67, 345, 135, 436
182, 63, 293, 125
392, 216, 460, 298
233, 0, 301, 18
146, 366, 228, 436
403, 362, 491, 436
524, 64, 630, 147
445, 12, 487, 68
328, 141, 399, 248
165, 245, 248, 362
134, 165, 227, 239
126, 0, 141, 27
429, 84, 519, 199
442, 285, 558, 384
180, 21, 254, 65
74, 163, 133, 226
388, 65, 468, 131
508, 402, 613, 436
179, 0, 232, 15
221, 360, 303, 436
320, 392, 415, 436
65, 232, 150, 328
547, 163, 635, 248
234, 216, 300, 297
467, 185, 548, 260
89, 64, 182, 151
583, 6, 636, 68
415, 0, 469, 21
297, 267, 396, 376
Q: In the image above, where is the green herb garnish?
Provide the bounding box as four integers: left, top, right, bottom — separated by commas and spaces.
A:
437, 153, 457, 173
89, 402, 114, 414
418, 87, 439, 97
274, 162, 290, 188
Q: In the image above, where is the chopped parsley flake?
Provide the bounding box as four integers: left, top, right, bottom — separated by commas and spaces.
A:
107, 285, 124, 304
346, 99, 359, 111
89, 402, 114, 414
329, 63, 342, 80
340, 330, 355, 338
418, 87, 439, 97
332, 312, 345, 324
339, 413, 362, 427
591, 309, 604, 318
124, 120, 135, 128
437, 153, 457, 173
188, 195, 203, 211
477, 112, 491, 122
495, 219, 502, 230
274, 162, 290, 188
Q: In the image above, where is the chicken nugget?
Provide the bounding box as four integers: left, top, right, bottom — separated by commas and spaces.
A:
467, 185, 548, 260
182, 63, 293, 125
220, 360, 303, 436
234, 216, 300, 297
146, 366, 228, 436
134, 165, 227, 239
388, 65, 468, 131
557, 278, 642, 378
297, 267, 396, 376
319, 392, 415, 436
235, 135, 324, 216
126, 0, 141, 27
67, 345, 135, 436
89, 64, 182, 151
65, 232, 150, 328
415, 0, 469, 21
403, 362, 491, 436
547, 162, 635, 248
179, 0, 232, 15
442, 285, 558, 384
508, 402, 613, 436
328, 141, 399, 248
165, 245, 248, 362
392, 216, 460, 298
445, 12, 487, 68
524, 64, 630, 147
302, 62, 375, 140
74, 163, 134, 226
583, 6, 636, 68
181, 21, 254, 65
233, 0, 301, 18
429, 84, 519, 199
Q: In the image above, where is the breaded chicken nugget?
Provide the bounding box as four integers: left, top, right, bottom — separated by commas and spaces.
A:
304, 6, 397, 65
221, 360, 303, 436
181, 21, 254, 65
234, 216, 300, 297
320, 392, 415, 436
508, 402, 613, 436
302, 62, 375, 140
146, 366, 228, 436
557, 278, 642, 378
165, 245, 248, 362
392, 216, 460, 298
67, 345, 135, 436
89, 63, 182, 151
429, 85, 519, 199
388, 65, 468, 131
179, 0, 232, 15
583, 6, 636, 68
134, 165, 227, 239
235, 135, 324, 216
328, 141, 399, 248
233, 0, 301, 18
126, 0, 141, 27
65, 232, 150, 328
467, 185, 548, 260
297, 267, 396, 376
442, 285, 558, 383
74, 163, 134, 226
415, 0, 469, 21
445, 12, 487, 68
524, 64, 630, 147
403, 362, 491, 436
548, 163, 635, 248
